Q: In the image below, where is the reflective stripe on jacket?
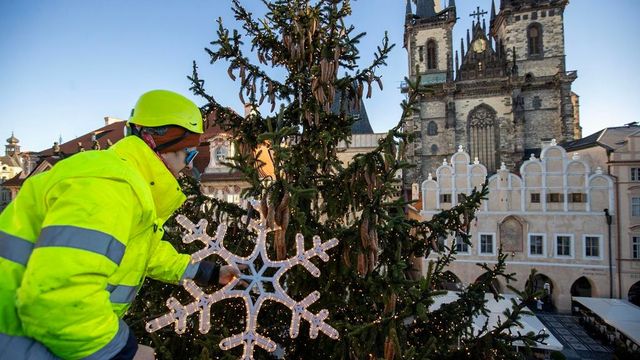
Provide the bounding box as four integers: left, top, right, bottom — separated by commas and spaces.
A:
0, 136, 198, 359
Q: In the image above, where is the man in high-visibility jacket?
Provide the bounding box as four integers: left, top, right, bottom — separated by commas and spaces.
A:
0, 90, 238, 359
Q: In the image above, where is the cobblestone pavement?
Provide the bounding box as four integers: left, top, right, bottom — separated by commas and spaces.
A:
536, 313, 613, 360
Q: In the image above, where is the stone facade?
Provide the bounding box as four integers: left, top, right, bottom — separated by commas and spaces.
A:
403, 0, 580, 186
419, 142, 615, 312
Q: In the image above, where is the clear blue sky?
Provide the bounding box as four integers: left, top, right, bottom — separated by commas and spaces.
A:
0, 1, 638, 152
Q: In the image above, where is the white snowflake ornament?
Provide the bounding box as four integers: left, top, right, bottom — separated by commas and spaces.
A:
145, 203, 340, 359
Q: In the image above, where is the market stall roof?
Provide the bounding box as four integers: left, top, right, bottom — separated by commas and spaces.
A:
573, 297, 640, 345
430, 292, 563, 351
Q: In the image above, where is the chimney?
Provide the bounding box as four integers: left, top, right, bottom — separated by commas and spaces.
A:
104, 116, 125, 126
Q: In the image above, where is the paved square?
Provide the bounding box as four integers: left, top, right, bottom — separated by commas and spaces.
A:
535, 312, 613, 360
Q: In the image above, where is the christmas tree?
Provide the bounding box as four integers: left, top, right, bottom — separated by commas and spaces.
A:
126, 0, 548, 358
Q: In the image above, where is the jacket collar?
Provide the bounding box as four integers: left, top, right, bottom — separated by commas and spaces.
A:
110, 136, 186, 222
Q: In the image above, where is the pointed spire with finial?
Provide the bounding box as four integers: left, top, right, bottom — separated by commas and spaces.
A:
466, 29, 471, 48
490, 0, 496, 21
405, 0, 412, 19
449, 0, 456, 8
482, 18, 487, 34
460, 38, 465, 58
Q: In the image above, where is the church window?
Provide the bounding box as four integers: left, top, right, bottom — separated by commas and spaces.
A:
631, 167, 640, 181
633, 236, 640, 259
515, 15, 520, 21
427, 121, 438, 136
468, 105, 499, 172
527, 23, 543, 57
541, 10, 547, 17
531, 12, 538, 20
427, 40, 437, 70
430, 144, 438, 155
532, 96, 542, 109
523, 14, 528, 20
440, 194, 451, 203
418, 46, 424, 63
549, 9, 555, 16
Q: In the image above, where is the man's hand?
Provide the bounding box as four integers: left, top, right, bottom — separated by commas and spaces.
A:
219, 264, 249, 287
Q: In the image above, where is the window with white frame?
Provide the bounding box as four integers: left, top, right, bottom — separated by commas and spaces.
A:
631, 168, 640, 182
633, 236, 640, 259
584, 235, 602, 259
479, 234, 495, 255
633, 197, 640, 217
555, 235, 573, 257
528, 234, 545, 257
454, 236, 470, 254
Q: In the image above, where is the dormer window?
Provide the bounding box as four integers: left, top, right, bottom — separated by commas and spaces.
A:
215, 146, 227, 162
527, 23, 543, 57
427, 40, 437, 70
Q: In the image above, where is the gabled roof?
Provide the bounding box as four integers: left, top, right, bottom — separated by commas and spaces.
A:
562, 125, 640, 152
0, 155, 21, 168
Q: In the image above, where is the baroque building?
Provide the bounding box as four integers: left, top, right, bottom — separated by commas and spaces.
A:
403, 0, 581, 186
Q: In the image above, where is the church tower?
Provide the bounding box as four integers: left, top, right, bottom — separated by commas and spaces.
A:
403, 0, 457, 185
491, 0, 578, 148
403, 0, 580, 187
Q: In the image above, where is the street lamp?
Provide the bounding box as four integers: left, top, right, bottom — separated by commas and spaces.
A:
604, 208, 613, 298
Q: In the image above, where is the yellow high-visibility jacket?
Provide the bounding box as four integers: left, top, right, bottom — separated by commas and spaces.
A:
0, 136, 198, 359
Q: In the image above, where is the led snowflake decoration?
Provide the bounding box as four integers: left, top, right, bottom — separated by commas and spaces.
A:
146, 203, 339, 359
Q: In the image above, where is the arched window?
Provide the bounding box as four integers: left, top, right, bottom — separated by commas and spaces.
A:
467, 104, 499, 172
527, 23, 543, 57
430, 144, 438, 155
427, 40, 437, 70
427, 121, 438, 136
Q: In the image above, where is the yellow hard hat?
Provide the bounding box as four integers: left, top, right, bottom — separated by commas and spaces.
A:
128, 90, 203, 134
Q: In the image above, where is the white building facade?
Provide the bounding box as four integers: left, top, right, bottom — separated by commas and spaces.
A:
420, 141, 615, 312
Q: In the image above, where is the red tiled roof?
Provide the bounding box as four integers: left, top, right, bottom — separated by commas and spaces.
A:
2, 172, 25, 187
37, 121, 127, 156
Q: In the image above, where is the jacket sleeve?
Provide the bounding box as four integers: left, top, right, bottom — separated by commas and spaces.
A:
145, 235, 199, 285
16, 177, 138, 360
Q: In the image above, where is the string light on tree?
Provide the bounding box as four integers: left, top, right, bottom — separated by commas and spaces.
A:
146, 200, 340, 359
